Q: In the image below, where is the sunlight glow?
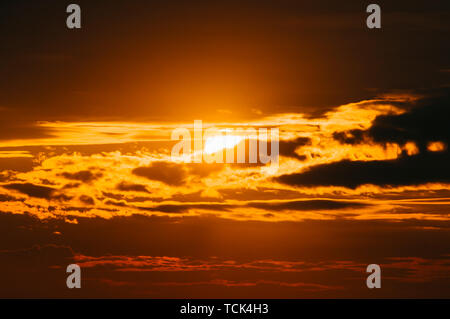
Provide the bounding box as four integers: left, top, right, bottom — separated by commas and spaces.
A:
203, 135, 245, 154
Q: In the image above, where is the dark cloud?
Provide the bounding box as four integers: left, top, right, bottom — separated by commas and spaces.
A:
334, 89, 450, 151
51, 193, 73, 202
0, 193, 22, 202
61, 170, 103, 183
104, 199, 232, 214
370, 91, 450, 148
2, 183, 55, 199
79, 195, 95, 205
102, 192, 126, 201
104, 200, 128, 208
105, 198, 368, 214
60, 206, 92, 213
132, 162, 187, 186
101, 190, 223, 204
62, 182, 81, 189
248, 199, 369, 211
279, 137, 311, 161
333, 129, 365, 145
116, 181, 149, 193
141, 203, 232, 214
290, 90, 450, 189
277, 151, 450, 189
0, 172, 12, 182
2, 182, 73, 201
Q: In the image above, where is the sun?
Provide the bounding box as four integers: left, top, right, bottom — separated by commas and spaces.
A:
203, 135, 244, 154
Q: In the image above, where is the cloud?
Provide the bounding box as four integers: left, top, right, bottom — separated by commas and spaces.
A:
383, 256, 450, 283
248, 199, 369, 211
1, 182, 74, 201
277, 151, 450, 189
104, 198, 369, 214
62, 182, 81, 189
116, 181, 150, 193
279, 90, 450, 189
334, 89, 450, 151
132, 162, 187, 186
140, 203, 232, 214
79, 195, 95, 205
61, 170, 103, 183
279, 137, 311, 161
132, 162, 225, 186
2, 183, 56, 199
333, 129, 366, 145
0, 193, 22, 202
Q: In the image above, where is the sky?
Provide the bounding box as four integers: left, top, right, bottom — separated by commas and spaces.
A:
0, 0, 450, 298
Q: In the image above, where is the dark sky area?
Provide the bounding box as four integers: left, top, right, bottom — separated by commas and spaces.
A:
0, 0, 449, 122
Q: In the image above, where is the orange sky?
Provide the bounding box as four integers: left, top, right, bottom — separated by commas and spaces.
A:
1, 0, 450, 298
